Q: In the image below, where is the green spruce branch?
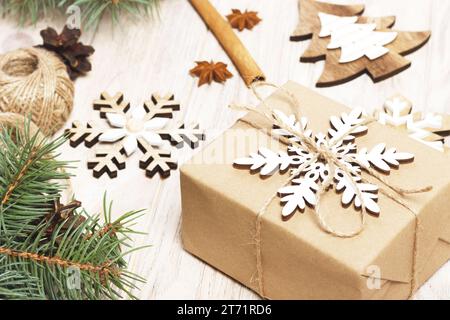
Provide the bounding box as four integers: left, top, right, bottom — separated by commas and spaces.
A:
0, 122, 147, 300
0, 0, 160, 30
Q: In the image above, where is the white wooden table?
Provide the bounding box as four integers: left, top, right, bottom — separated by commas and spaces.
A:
1, 0, 449, 300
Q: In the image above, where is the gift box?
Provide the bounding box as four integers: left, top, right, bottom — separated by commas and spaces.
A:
180, 81, 450, 299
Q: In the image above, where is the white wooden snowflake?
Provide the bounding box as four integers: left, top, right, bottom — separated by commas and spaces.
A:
67, 92, 205, 178
234, 109, 414, 217
318, 12, 398, 63
377, 95, 445, 152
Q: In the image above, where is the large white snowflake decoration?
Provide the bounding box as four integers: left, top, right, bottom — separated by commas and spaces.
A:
234, 109, 414, 217
377, 95, 445, 152
318, 12, 398, 63
68, 92, 205, 179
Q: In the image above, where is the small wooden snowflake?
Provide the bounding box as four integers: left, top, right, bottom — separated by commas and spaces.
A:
234, 109, 414, 217
67, 92, 205, 179
376, 95, 445, 152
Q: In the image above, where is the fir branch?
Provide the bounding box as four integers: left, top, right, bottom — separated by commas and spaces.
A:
0, 246, 119, 277
0, 263, 42, 299
0, 126, 68, 238
0, 0, 160, 30
0, 124, 147, 300
0, 0, 59, 26
1, 148, 37, 206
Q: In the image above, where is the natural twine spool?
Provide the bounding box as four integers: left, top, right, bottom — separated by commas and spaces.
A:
0, 47, 74, 136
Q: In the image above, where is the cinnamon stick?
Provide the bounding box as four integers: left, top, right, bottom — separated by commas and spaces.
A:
189, 0, 265, 87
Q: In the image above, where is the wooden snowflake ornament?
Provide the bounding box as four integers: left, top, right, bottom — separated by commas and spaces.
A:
67, 93, 205, 179
376, 95, 448, 152
290, 0, 431, 87
234, 109, 414, 217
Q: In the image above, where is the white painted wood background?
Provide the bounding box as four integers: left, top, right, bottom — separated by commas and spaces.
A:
1, 0, 449, 299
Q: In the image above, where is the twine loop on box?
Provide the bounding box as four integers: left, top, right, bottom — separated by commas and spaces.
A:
232, 81, 431, 299
0, 47, 74, 136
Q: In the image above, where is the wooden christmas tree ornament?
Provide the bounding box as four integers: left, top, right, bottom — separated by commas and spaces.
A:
290, 0, 431, 87
67, 93, 205, 179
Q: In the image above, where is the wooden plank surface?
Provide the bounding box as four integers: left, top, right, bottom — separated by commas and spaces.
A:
0, 0, 449, 299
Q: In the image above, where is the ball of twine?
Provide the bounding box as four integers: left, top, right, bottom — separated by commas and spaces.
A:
0, 47, 74, 136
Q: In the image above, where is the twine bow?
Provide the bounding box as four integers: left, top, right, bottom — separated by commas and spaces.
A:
232, 81, 432, 298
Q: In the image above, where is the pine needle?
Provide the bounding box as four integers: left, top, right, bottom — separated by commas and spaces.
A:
0, 0, 160, 30
0, 123, 147, 300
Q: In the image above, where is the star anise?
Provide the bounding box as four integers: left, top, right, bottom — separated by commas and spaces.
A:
226, 9, 261, 31
39, 26, 95, 80
189, 61, 233, 86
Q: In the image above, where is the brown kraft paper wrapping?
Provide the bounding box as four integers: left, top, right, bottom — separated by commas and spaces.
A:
180, 81, 450, 299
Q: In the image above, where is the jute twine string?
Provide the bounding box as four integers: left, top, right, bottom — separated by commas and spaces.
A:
232, 81, 431, 299
0, 47, 74, 136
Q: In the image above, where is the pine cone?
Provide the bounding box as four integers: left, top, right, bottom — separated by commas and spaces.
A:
45, 198, 84, 237
39, 26, 95, 80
